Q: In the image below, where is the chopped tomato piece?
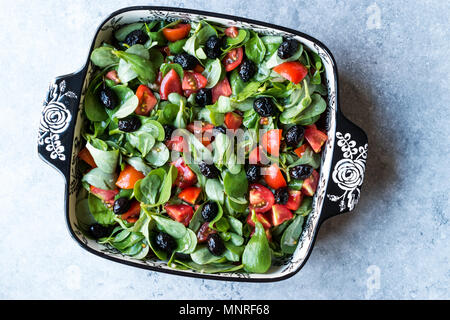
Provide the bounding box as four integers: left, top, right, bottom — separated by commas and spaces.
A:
90, 185, 118, 202
264, 163, 287, 190
178, 187, 202, 205
224, 112, 243, 130
304, 127, 328, 153
211, 77, 232, 103
160, 69, 182, 100
285, 190, 303, 211
261, 129, 282, 157
165, 135, 187, 152
162, 23, 191, 42
271, 204, 294, 226
105, 70, 120, 84
121, 201, 141, 220
197, 222, 217, 243
222, 47, 243, 72
294, 144, 308, 158
182, 71, 208, 91
249, 146, 268, 165
172, 158, 197, 189
225, 27, 239, 38
78, 147, 97, 168
273, 61, 308, 84
246, 212, 272, 229
135, 85, 157, 116
187, 122, 214, 146
302, 169, 319, 196
249, 184, 275, 214
115, 165, 145, 190
165, 204, 194, 226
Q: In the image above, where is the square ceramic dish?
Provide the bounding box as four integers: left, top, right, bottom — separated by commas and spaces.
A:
38, 6, 368, 282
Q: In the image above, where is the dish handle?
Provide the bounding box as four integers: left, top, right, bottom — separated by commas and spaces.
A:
319, 111, 368, 223
37, 69, 86, 177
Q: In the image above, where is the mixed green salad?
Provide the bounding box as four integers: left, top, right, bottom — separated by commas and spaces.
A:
77, 19, 328, 274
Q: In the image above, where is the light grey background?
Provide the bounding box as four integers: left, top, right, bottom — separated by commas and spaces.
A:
0, 0, 448, 300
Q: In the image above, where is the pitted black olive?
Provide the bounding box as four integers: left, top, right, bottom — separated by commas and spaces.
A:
284, 125, 305, 147
163, 124, 175, 142
124, 29, 149, 46
195, 88, 212, 107
238, 59, 257, 82
213, 126, 226, 135
277, 39, 300, 59
274, 187, 289, 205
113, 197, 131, 215
155, 232, 177, 253
246, 165, 260, 183
253, 97, 275, 117
207, 233, 225, 256
173, 52, 199, 70
118, 116, 141, 133
89, 224, 110, 239
201, 201, 219, 222
290, 165, 314, 180
198, 161, 220, 179
99, 86, 118, 110
205, 35, 223, 59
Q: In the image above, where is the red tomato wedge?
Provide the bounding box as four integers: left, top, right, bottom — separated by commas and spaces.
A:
121, 201, 141, 220
261, 129, 282, 157
187, 122, 214, 146
271, 204, 294, 226
304, 127, 328, 153
273, 61, 308, 84
172, 158, 197, 189
182, 71, 208, 91
105, 70, 120, 84
165, 135, 187, 152
160, 69, 182, 100
211, 77, 232, 103
302, 170, 320, 196
294, 144, 308, 158
249, 184, 275, 214
90, 185, 118, 202
246, 212, 272, 229
285, 190, 303, 211
224, 112, 243, 130
162, 23, 191, 42
197, 222, 217, 243
222, 47, 243, 72
165, 204, 194, 226
115, 165, 145, 190
135, 85, 157, 116
249, 146, 268, 165
264, 163, 287, 190
225, 27, 239, 38
178, 187, 202, 205
78, 147, 97, 168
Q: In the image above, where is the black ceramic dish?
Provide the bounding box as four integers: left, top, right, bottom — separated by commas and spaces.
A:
37, 6, 368, 282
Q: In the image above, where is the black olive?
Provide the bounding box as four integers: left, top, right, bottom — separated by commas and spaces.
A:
284, 125, 305, 147
195, 88, 212, 107
113, 197, 131, 215
205, 35, 223, 59
89, 224, 110, 239
246, 165, 260, 183
213, 126, 226, 135
155, 232, 177, 253
124, 29, 149, 47
277, 39, 300, 59
290, 165, 314, 180
253, 97, 275, 117
198, 161, 220, 179
274, 187, 289, 205
163, 124, 175, 142
99, 87, 118, 110
201, 201, 219, 222
173, 53, 199, 70
238, 59, 257, 82
207, 233, 225, 256
118, 116, 141, 133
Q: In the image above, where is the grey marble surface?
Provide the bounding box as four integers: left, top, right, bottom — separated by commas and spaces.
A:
0, 0, 448, 300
